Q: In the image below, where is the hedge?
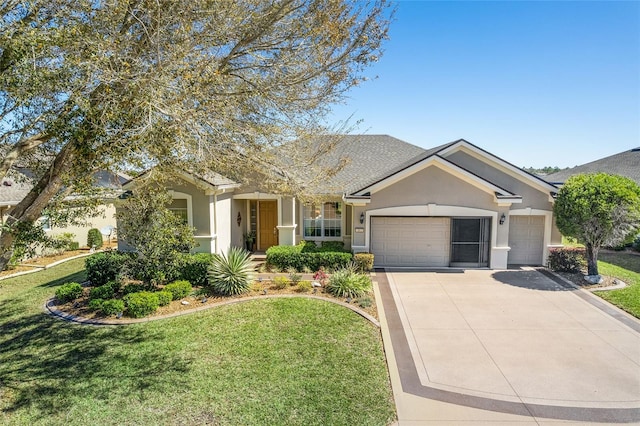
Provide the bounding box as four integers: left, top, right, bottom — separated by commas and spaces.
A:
547, 247, 586, 273
179, 253, 214, 287
85, 252, 131, 286
266, 245, 352, 272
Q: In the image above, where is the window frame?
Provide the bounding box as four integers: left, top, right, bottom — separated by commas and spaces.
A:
302, 201, 343, 240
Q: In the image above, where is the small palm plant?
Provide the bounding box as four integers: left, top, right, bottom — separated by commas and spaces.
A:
208, 247, 254, 296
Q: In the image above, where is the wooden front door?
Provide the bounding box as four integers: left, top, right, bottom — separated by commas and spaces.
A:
258, 201, 278, 251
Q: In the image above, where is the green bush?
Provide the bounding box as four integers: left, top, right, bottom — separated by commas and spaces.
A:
266, 245, 352, 272
354, 253, 374, 272
319, 241, 348, 252
85, 252, 130, 286
88, 298, 104, 310
89, 283, 115, 301
124, 291, 160, 318
547, 247, 586, 273
357, 296, 373, 308
101, 299, 125, 316
55, 282, 84, 302
156, 290, 173, 306
179, 253, 214, 287
87, 228, 103, 249
208, 247, 254, 296
123, 283, 146, 295
326, 268, 372, 298
272, 276, 289, 289
633, 235, 640, 253
288, 269, 302, 285
164, 280, 192, 300
297, 280, 312, 293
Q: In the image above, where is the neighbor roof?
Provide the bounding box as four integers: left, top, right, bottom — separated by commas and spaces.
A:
545, 148, 640, 185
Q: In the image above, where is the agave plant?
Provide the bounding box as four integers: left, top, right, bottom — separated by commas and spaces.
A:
208, 247, 254, 296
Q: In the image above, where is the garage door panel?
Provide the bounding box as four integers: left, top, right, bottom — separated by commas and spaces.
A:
371, 217, 451, 267
508, 216, 544, 265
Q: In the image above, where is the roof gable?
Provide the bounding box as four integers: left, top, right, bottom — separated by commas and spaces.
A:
352, 154, 521, 204
437, 140, 558, 194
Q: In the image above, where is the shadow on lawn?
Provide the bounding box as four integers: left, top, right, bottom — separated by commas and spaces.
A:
0, 303, 192, 417
599, 252, 640, 274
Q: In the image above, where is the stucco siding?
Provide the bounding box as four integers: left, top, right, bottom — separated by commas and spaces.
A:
48, 203, 118, 247
368, 166, 496, 211
445, 150, 553, 210
169, 181, 211, 236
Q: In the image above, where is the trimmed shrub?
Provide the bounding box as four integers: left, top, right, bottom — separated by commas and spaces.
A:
354, 253, 374, 272
124, 291, 159, 318
85, 252, 130, 286
88, 298, 104, 310
319, 241, 348, 252
123, 283, 146, 295
89, 283, 115, 301
87, 228, 103, 249
633, 235, 640, 253
164, 280, 192, 300
68, 241, 80, 251
326, 268, 372, 298
156, 290, 173, 306
208, 247, 254, 296
55, 282, 83, 302
297, 280, 312, 293
547, 247, 586, 273
179, 253, 214, 287
101, 299, 125, 316
266, 245, 352, 272
357, 296, 373, 308
272, 276, 289, 290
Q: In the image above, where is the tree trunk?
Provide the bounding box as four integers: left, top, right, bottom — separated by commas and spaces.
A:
585, 243, 599, 276
0, 144, 76, 272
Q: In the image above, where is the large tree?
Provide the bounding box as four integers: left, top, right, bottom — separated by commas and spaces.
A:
554, 173, 640, 277
0, 0, 391, 270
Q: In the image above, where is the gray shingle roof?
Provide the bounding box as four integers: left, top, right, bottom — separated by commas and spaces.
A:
308, 134, 427, 194
545, 148, 640, 185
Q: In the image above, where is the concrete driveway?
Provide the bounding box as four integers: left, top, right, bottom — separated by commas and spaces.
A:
374, 268, 640, 425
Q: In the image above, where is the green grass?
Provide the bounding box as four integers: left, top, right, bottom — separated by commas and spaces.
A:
0, 258, 396, 425
594, 252, 640, 318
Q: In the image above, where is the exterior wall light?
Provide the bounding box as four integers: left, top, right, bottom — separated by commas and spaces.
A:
499, 213, 506, 225
359, 212, 365, 224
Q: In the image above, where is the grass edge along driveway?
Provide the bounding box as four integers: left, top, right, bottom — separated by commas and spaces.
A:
595, 252, 640, 319
0, 257, 396, 426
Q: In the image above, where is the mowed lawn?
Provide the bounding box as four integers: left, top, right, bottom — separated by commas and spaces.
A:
595, 252, 640, 319
0, 258, 396, 425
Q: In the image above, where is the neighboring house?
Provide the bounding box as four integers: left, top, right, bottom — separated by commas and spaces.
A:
120, 136, 563, 268
0, 169, 127, 247
545, 147, 640, 186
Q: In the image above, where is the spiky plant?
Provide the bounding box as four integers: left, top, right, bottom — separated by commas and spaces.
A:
208, 247, 254, 296
325, 268, 372, 299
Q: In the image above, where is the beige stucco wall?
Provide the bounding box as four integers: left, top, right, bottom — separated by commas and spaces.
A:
368, 166, 497, 211
444, 150, 554, 211
48, 203, 118, 247
168, 181, 211, 237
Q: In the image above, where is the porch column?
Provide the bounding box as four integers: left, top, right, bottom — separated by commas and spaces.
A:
209, 194, 217, 254
276, 196, 297, 246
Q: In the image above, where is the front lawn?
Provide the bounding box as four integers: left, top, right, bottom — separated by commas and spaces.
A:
0, 258, 396, 425
594, 252, 640, 319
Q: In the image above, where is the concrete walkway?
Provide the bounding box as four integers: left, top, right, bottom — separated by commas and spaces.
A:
374, 268, 640, 425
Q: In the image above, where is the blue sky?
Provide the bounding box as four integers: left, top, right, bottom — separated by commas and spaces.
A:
328, 1, 640, 168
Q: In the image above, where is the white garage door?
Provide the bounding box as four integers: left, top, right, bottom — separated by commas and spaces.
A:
508, 215, 545, 265
371, 217, 451, 267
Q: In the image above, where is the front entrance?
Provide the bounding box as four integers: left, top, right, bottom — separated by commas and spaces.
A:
258, 200, 278, 251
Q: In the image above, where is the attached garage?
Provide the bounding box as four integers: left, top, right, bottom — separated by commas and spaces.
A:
508, 215, 545, 265
370, 217, 451, 267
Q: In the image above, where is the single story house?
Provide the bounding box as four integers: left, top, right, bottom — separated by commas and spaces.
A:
1, 169, 127, 247
545, 147, 640, 186
120, 136, 564, 269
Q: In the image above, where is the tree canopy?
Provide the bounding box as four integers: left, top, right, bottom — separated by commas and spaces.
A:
0, 0, 391, 270
554, 173, 640, 276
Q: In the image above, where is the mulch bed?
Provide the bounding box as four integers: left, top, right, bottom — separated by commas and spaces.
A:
555, 270, 623, 290
54, 278, 379, 323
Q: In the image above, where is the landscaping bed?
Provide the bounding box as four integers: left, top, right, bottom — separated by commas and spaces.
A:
52, 273, 379, 323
